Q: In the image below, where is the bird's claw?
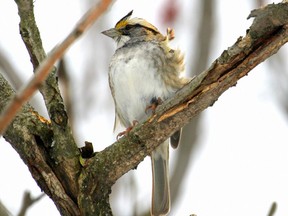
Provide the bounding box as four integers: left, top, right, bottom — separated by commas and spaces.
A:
145, 97, 163, 114
116, 120, 138, 140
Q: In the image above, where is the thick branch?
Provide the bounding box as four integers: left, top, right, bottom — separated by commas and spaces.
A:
0, 1, 287, 215
0, 73, 80, 215
78, 2, 288, 214
1, 0, 112, 215
0, 0, 112, 204
0, 0, 113, 134
14, 1, 81, 199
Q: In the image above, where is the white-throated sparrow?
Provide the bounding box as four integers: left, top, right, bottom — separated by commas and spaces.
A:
102, 11, 189, 216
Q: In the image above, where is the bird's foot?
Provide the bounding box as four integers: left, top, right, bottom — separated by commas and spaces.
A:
116, 120, 138, 140
145, 97, 163, 114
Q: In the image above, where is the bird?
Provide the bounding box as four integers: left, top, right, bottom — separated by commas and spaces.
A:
102, 10, 189, 216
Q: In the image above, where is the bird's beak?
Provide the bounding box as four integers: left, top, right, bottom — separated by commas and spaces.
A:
101, 28, 120, 38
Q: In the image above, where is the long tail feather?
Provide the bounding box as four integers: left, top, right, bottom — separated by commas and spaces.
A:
151, 140, 170, 216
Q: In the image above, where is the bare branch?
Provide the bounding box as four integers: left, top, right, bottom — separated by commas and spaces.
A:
17, 192, 45, 216
0, 2, 287, 215
78, 3, 288, 214
0, 201, 11, 216
0, 72, 80, 215
171, 0, 215, 207
267, 202, 277, 216
1, 0, 112, 214
0, 48, 23, 90
0, 0, 113, 135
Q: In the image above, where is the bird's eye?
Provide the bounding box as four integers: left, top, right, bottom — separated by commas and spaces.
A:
124, 25, 133, 30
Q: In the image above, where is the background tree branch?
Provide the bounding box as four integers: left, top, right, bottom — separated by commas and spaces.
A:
0, 0, 113, 134
1, 0, 112, 215
15, 0, 80, 201
17, 192, 45, 216
171, 0, 215, 208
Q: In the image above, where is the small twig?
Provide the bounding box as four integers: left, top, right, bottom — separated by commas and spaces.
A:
267, 202, 277, 216
0, 201, 11, 216
18, 191, 45, 216
0, 48, 23, 90
0, 0, 112, 135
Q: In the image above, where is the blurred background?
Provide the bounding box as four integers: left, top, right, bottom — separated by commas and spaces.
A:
1, 0, 288, 215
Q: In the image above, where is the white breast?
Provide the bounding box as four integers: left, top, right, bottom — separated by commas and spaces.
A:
109, 42, 176, 128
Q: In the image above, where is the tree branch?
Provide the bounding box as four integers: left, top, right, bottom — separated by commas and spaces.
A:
0, 47, 23, 90
78, 2, 288, 214
18, 192, 45, 216
171, 0, 215, 207
1, 0, 112, 215
267, 202, 277, 216
0, 0, 112, 134
0, 201, 11, 216
0, 0, 112, 204
0, 73, 80, 215
14, 0, 78, 201
0, 1, 287, 215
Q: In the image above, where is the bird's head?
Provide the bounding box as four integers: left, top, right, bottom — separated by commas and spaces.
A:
102, 10, 165, 48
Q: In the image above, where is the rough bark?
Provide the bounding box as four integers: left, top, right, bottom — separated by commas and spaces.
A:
0, 74, 79, 215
